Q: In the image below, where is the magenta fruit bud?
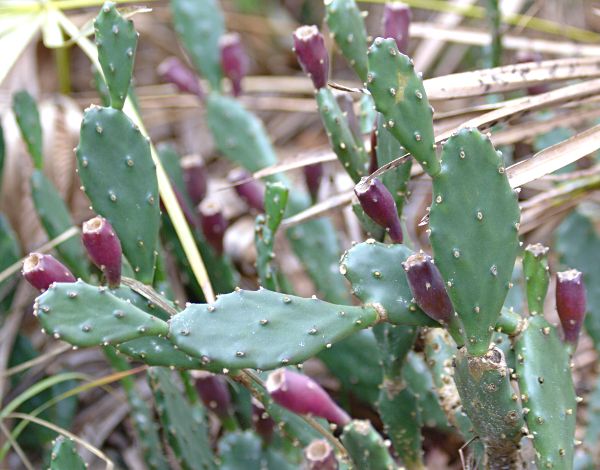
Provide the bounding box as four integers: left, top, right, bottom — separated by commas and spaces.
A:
354, 177, 403, 243
304, 439, 339, 470
157, 57, 203, 97
82, 216, 122, 288
22, 253, 76, 291
219, 33, 249, 97
195, 373, 232, 420
266, 368, 350, 427
304, 163, 324, 203
556, 269, 587, 344
228, 168, 264, 212
383, 2, 411, 54
403, 252, 454, 324
251, 398, 275, 444
181, 155, 208, 206
293, 25, 329, 90
199, 200, 227, 256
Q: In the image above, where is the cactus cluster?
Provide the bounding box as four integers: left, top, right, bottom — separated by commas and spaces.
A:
5, 1, 596, 469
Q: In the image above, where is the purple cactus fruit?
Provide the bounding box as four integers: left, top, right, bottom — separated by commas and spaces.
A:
369, 127, 379, 174
266, 368, 350, 427
293, 25, 329, 90
304, 439, 339, 470
22, 253, 76, 291
228, 168, 264, 212
556, 269, 587, 344
354, 177, 403, 243
383, 2, 411, 54
304, 162, 324, 203
181, 155, 208, 206
251, 398, 275, 444
157, 57, 203, 97
403, 252, 454, 324
199, 200, 227, 255
82, 216, 122, 288
219, 33, 249, 97
195, 373, 232, 420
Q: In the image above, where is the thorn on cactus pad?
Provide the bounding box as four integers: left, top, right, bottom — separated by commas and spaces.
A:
22, 253, 76, 292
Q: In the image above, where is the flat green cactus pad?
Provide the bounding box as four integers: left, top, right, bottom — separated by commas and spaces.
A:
50, 436, 86, 470
367, 38, 438, 176
515, 315, 576, 470
35, 281, 168, 347
94, 2, 138, 110
325, 0, 369, 82
339, 240, 437, 327
77, 106, 160, 283
341, 419, 396, 470
429, 128, 520, 355
117, 337, 203, 369
169, 288, 379, 370
170, 0, 224, 91
12, 90, 43, 169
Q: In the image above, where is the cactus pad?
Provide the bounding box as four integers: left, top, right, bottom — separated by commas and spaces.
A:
341, 420, 396, 470
515, 315, 576, 470
429, 128, 520, 355
523, 244, 550, 315
148, 367, 217, 470
94, 2, 138, 110
170, 0, 224, 91
34, 280, 168, 347
12, 90, 43, 169
324, 0, 369, 82
77, 106, 160, 283
316, 88, 368, 182
367, 38, 438, 175
169, 288, 379, 370
339, 240, 437, 326
117, 337, 203, 369
50, 436, 86, 470
30, 170, 89, 279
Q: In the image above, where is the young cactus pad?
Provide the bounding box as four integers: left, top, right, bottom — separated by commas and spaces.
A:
76, 106, 160, 283
170, 0, 225, 91
339, 240, 437, 327
12, 90, 43, 169
50, 436, 86, 470
169, 288, 381, 371
515, 315, 577, 469
366, 38, 438, 176
429, 128, 520, 355
324, 0, 369, 82
94, 2, 138, 110
34, 281, 168, 347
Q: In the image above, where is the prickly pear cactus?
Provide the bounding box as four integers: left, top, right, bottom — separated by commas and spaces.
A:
515, 315, 576, 470
94, 2, 138, 109
367, 38, 438, 176
429, 128, 520, 355
170, 0, 225, 91
341, 420, 396, 470
76, 106, 160, 283
12, 90, 43, 169
34, 281, 168, 347
169, 288, 380, 370
324, 0, 369, 82
339, 240, 437, 326
49, 436, 86, 470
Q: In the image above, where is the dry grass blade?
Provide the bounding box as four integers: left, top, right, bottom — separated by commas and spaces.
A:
425, 57, 600, 100
0, 421, 33, 470
1, 344, 71, 378
281, 192, 353, 228
507, 124, 600, 188
410, 22, 600, 59
120, 277, 179, 316
5, 413, 114, 470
